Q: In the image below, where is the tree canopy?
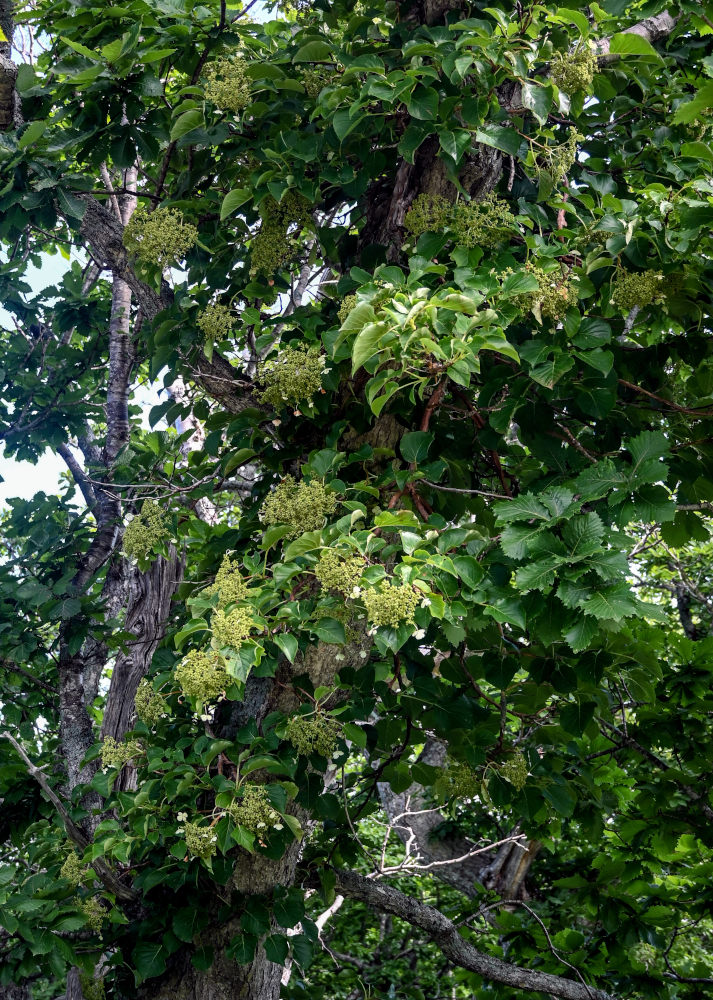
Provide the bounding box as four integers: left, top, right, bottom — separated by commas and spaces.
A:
1, 0, 713, 998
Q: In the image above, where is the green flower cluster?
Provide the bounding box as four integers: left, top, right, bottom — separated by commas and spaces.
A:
404, 193, 451, 240
123, 207, 198, 267
337, 294, 357, 325
79, 897, 105, 934
499, 750, 528, 791
314, 548, 365, 595
122, 500, 168, 562
362, 581, 420, 628
250, 191, 312, 278
550, 48, 597, 95
211, 607, 256, 649
100, 736, 143, 770
629, 942, 657, 971
182, 820, 218, 861
79, 974, 105, 1000
441, 758, 479, 799
260, 476, 337, 538
611, 270, 664, 311
60, 850, 89, 886
513, 265, 575, 322
134, 678, 168, 727
537, 129, 581, 182
285, 714, 342, 757
197, 303, 233, 345
204, 55, 251, 113
451, 192, 517, 250
175, 649, 230, 701
204, 553, 248, 609
228, 784, 280, 834
258, 344, 325, 410
301, 66, 333, 98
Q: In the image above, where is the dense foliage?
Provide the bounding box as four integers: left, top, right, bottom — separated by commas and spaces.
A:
1, 0, 713, 998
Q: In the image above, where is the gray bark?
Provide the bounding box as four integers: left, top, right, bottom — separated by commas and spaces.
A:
332, 869, 616, 1000
378, 741, 539, 899
101, 546, 185, 743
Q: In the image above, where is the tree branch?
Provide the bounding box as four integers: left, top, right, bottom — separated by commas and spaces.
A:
330, 869, 615, 1000
1, 731, 138, 902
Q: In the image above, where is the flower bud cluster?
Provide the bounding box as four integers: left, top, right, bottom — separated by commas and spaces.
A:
197, 303, 234, 345
181, 820, 218, 861
451, 192, 517, 250
258, 344, 326, 410
314, 548, 365, 595
204, 56, 251, 113
337, 294, 357, 325
175, 649, 230, 702
363, 581, 420, 628
204, 553, 248, 609
134, 678, 168, 728
301, 66, 333, 98
122, 501, 168, 562
79, 974, 105, 1000
550, 48, 597, 95
404, 193, 451, 240
441, 757, 480, 799
60, 850, 89, 887
250, 192, 312, 278
123, 207, 198, 267
537, 129, 581, 182
100, 737, 143, 770
79, 898, 105, 934
227, 784, 281, 834
513, 264, 575, 322
211, 607, 256, 649
260, 476, 337, 538
611, 270, 664, 311
285, 713, 342, 758
499, 750, 528, 791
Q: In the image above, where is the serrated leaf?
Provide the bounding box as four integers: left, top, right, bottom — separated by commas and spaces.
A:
293, 40, 333, 62
500, 523, 546, 559
521, 81, 552, 125
515, 555, 564, 592
400, 431, 433, 464
561, 513, 605, 558
582, 584, 638, 621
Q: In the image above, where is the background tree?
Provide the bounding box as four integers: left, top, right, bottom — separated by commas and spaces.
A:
1, 0, 713, 999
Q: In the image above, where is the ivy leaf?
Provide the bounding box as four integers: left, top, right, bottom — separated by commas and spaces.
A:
400, 431, 433, 464
521, 81, 552, 125
132, 942, 167, 983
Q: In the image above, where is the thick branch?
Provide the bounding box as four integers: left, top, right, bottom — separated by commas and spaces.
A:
331, 869, 615, 1000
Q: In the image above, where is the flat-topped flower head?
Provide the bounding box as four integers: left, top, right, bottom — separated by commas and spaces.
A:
285, 714, 342, 758
258, 345, 325, 411
175, 648, 230, 702
123, 207, 198, 267
100, 736, 143, 770
228, 784, 281, 834
204, 553, 248, 609
211, 607, 256, 649
204, 55, 251, 113
314, 548, 365, 595
362, 581, 420, 629
260, 476, 337, 538
134, 678, 168, 728
611, 270, 665, 312
122, 500, 168, 562
183, 820, 218, 861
